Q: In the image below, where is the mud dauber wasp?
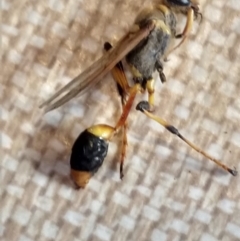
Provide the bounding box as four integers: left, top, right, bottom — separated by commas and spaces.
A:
40, 0, 237, 188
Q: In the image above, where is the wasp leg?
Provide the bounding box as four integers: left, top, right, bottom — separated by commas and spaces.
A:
112, 62, 130, 179
155, 60, 167, 84
166, 7, 194, 57
111, 83, 142, 179
109, 83, 141, 178
113, 84, 143, 178
146, 78, 155, 112
111, 60, 129, 179
117, 90, 128, 179
114, 84, 141, 134
136, 101, 238, 176
87, 87, 140, 144
119, 121, 128, 179
104, 42, 130, 179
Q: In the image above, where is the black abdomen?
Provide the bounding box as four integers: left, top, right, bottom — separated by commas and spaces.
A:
70, 130, 108, 173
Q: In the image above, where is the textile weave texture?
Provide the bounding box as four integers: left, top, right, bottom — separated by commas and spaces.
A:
1, 0, 240, 240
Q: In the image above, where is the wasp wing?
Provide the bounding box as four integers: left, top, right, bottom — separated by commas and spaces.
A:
104, 41, 130, 101
39, 21, 155, 112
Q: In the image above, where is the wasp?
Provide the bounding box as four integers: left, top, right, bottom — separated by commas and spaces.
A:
40, 0, 237, 188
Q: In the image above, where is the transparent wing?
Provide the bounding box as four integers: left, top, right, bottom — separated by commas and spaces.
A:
39, 21, 155, 112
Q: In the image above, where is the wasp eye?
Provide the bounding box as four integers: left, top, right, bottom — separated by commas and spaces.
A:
167, 0, 190, 6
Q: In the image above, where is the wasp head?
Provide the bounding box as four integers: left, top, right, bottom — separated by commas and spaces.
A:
166, 0, 202, 20
166, 0, 191, 7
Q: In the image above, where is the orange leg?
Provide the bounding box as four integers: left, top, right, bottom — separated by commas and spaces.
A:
105, 42, 135, 179
112, 84, 141, 137
113, 84, 143, 178
119, 122, 128, 179
118, 93, 129, 179
88, 84, 141, 142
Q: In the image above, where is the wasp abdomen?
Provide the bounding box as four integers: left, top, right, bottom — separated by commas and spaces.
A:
70, 130, 108, 173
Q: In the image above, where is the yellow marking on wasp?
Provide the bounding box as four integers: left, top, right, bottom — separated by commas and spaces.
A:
129, 64, 143, 78
153, 19, 171, 35
156, 4, 170, 15
87, 125, 115, 139
70, 170, 92, 188
146, 78, 155, 107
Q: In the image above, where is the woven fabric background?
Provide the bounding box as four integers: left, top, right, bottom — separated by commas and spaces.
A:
1, 0, 240, 240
